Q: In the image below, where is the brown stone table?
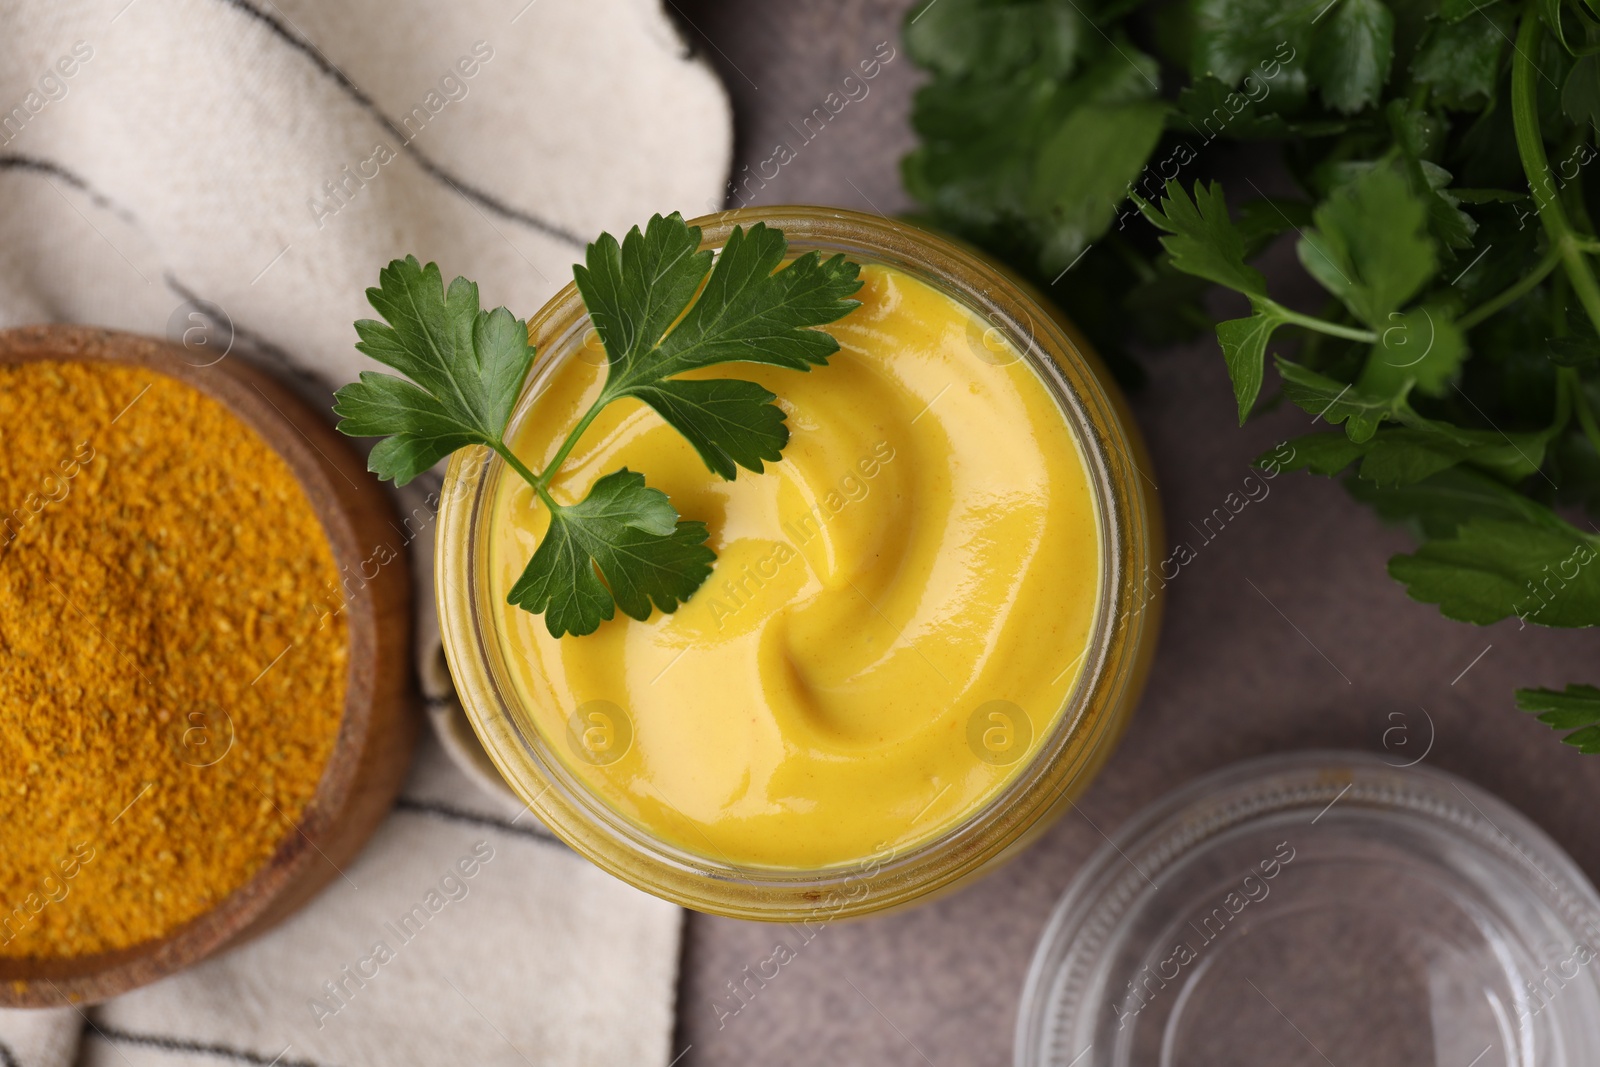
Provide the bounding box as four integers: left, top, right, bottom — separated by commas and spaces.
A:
665, 3, 1599, 1063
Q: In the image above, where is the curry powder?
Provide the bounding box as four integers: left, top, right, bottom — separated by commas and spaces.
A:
0, 360, 348, 958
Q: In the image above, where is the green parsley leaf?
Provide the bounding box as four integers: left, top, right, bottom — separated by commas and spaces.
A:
1266, 431, 1368, 475
1191, 0, 1321, 86
902, 74, 1039, 230
506, 469, 714, 637
1388, 518, 1600, 626
1348, 467, 1570, 539
903, 0, 1085, 81
1517, 683, 1600, 728
594, 218, 863, 385
1411, 7, 1514, 110
902, 8, 1164, 279
503, 213, 860, 635
569, 213, 710, 368
1276, 357, 1399, 441
1563, 54, 1600, 132
1138, 180, 1287, 421
1357, 303, 1467, 398
1295, 164, 1437, 328
1386, 103, 1480, 252
1272, 427, 1553, 487
1309, 0, 1395, 114
1174, 78, 1352, 141
1028, 99, 1169, 271
1217, 307, 1288, 422
1359, 427, 1550, 486
1516, 684, 1600, 752
1174, 76, 1292, 140
1138, 180, 1267, 297
334, 256, 535, 486
623, 378, 788, 480
578, 215, 863, 480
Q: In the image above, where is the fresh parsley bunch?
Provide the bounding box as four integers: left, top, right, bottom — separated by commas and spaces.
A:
903, 0, 1600, 749
333, 213, 862, 638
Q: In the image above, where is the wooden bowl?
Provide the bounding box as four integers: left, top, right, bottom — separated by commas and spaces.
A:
0, 325, 419, 1007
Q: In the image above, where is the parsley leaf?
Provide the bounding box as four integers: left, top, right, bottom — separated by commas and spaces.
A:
336, 214, 861, 638
1386, 104, 1480, 252
1028, 99, 1169, 271
334, 256, 535, 486
1260, 422, 1548, 489
599, 220, 862, 382
515, 213, 859, 635
1517, 684, 1600, 752
1175, 78, 1352, 140
903, 0, 1086, 81
1191, 0, 1321, 86
1273, 426, 1552, 487
505, 469, 714, 636
1347, 466, 1572, 540
1412, 8, 1513, 111
1138, 180, 1285, 421
1276, 358, 1399, 441
1216, 309, 1289, 421
1388, 519, 1600, 627
1309, 0, 1395, 114
1296, 164, 1437, 328
1266, 431, 1369, 476
902, 3, 1164, 276
1563, 55, 1600, 133
1357, 303, 1467, 397
579, 215, 863, 479
623, 378, 789, 480
1357, 427, 1549, 485
1137, 180, 1267, 297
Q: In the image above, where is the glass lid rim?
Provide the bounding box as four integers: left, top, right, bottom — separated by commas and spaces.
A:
1015, 748, 1600, 1067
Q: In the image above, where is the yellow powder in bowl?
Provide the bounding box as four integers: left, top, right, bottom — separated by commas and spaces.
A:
0, 360, 348, 958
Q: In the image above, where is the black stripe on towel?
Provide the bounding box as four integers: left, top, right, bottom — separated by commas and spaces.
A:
0, 1037, 19, 1067
0, 154, 135, 223
90, 1026, 335, 1067
160, 271, 317, 382
393, 796, 566, 850
0, 155, 333, 384
208, 0, 588, 249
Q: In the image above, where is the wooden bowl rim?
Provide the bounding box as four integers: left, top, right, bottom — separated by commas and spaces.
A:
0, 324, 401, 1007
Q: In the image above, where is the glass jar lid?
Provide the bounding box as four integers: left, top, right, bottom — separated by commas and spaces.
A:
1017, 751, 1600, 1067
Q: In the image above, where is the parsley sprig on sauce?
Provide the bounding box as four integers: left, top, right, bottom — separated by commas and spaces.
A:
333, 212, 862, 637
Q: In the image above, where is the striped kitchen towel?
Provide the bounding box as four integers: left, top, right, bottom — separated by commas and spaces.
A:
0, 0, 730, 1063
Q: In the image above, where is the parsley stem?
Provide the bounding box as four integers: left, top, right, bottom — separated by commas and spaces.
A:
1512, 12, 1600, 338
1272, 305, 1377, 343
1457, 245, 1562, 331
532, 394, 609, 491
490, 442, 560, 511
1565, 367, 1600, 461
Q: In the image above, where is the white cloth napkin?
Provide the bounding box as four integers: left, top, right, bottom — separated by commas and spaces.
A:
0, 0, 731, 1062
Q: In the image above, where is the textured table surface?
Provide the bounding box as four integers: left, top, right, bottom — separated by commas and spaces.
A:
666, 3, 1599, 1064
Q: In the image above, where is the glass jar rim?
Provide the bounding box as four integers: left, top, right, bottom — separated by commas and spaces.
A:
1015, 750, 1600, 1066
436, 205, 1160, 919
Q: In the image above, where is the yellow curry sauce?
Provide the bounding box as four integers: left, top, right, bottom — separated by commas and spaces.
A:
490, 264, 1100, 867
